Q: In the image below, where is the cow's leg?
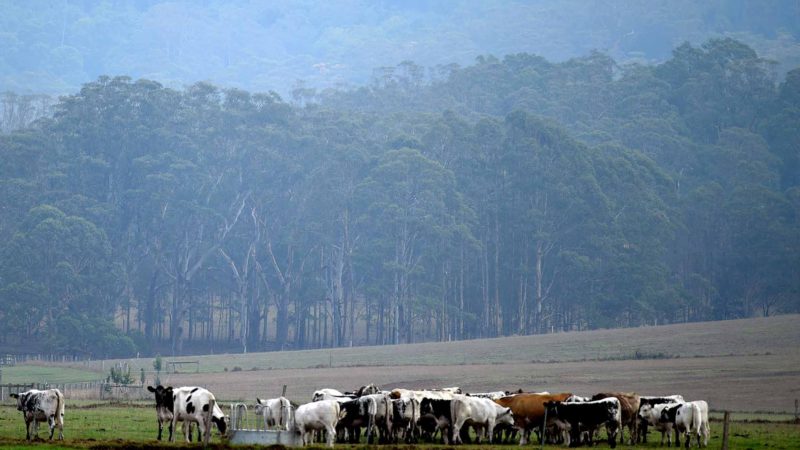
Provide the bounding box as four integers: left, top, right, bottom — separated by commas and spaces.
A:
48, 415, 56, 440
157, 419, 163, 441
325, 424, 336, 448
25, 420, 32, 441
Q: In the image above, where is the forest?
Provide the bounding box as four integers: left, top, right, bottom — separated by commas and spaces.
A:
0, 37, 798, 358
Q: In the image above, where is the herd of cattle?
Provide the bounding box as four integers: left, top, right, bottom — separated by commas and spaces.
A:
8, 385, 711, 448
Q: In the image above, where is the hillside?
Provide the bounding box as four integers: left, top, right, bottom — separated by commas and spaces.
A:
60, 315, 800, 413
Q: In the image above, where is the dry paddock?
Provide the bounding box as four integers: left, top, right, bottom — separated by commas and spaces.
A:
158, 352, 800, 413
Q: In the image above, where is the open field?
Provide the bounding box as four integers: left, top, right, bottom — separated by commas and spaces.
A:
36, 314, 798, 413
0, 403, 798, 449
3, 314, 797, 450
71, 315, 800, 374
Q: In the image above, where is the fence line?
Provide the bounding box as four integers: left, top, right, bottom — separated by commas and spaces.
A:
0, 381, 151, 401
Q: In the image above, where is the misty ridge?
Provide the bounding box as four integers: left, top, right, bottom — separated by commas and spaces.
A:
0, 1, 798, 359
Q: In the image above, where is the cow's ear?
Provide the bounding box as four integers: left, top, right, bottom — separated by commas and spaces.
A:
147, 386, 156, 392
10, 393, 18, 398
166, 386, 173, 391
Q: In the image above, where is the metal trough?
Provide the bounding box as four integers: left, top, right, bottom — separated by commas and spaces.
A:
227, 402, 301, 446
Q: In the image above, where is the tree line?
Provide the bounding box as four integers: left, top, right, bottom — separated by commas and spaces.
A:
0, 38, 798, 358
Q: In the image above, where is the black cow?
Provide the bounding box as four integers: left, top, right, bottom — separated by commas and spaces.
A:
337, 399, 368, 443
419, 398, 454, 444
545, 397, 621, 448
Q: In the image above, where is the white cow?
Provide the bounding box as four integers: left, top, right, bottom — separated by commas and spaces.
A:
10, 389, 65, 441
169, 387, 226, 445
294, 399, 345, 447
255, 396, 293, 430
639, 403, 677, 446
313, 388, 356, 403
450, 395, 513, 444
467, 391, 508, 400
660, 401, 710, 448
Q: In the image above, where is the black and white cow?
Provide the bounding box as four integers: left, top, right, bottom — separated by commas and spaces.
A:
10, 389, 65, 441
391, 397, 420, 443
419, 398, 453, 444
637, 395, 684, 443
169, 386, 227, 445
639, 403, 677, 446
544, 397, 622, 448
660, 401, 710, 448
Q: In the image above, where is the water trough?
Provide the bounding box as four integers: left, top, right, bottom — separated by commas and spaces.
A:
226, 402, 300, 446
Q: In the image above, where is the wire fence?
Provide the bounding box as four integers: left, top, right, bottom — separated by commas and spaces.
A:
0, 382, 151, 401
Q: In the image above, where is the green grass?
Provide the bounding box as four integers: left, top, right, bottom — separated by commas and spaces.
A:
0, 404, 797, 449
1, 366, 103, 384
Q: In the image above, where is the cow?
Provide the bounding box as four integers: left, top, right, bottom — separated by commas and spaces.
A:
254, 396, 294, 430
313, 388, 357, 403
360, 393, 393, 443
450, 395, 513, 444
638, 403, 677, 446
169, 387, 226, 445
467, 391, 508, 400
591, 392, 640, 444
337, 399, 369, 443
390, 388, 458, 402
419, 398, 454, 444
660, 401, 710, 448
294, 399, 346, 447
391, 397, 420, 443
494, 392, 572, 445
638, 395, 684, 443
544, 397, 622, 448
10, 389, 65, 441
147, 385, 176, 440
351, 384, 380, 397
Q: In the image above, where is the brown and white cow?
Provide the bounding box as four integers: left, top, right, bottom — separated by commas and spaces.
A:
493, 392, 572, 445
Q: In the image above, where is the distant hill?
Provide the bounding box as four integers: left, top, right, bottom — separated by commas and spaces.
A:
1, 0, 799, 95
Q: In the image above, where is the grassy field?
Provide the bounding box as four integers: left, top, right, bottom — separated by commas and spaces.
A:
0, 402, 798, 449
0, 366, 102, 385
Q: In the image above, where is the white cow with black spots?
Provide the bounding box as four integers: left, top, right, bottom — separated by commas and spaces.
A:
169, 387, 227, 445
10, 389, 65, 441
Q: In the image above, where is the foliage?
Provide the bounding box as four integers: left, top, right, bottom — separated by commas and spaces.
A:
0, 38, 797, 356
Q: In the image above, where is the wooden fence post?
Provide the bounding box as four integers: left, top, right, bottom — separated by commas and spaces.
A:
721, 411, 730, 450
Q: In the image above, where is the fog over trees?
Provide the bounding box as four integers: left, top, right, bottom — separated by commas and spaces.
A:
0, 2, 798, 358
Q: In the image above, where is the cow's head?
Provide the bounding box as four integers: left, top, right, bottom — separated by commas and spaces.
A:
638, 404, 653, 421
9, 392, 26, 411
147, 385, 174, 410
213, 415, 228, 436
497, 406, 514, 426
543, 400, 560, 418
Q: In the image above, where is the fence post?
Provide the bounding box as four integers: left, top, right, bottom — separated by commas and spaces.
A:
721, 411, 730, 450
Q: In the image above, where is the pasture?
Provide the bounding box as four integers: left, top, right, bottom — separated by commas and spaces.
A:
0, 402, 798, 449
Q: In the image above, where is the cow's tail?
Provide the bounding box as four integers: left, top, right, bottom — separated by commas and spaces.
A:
450, 398, 459, 443
691, 402, 702, 438
383, 395, 391, 434
56, 389, 65, 437
281, 397, 292, 430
